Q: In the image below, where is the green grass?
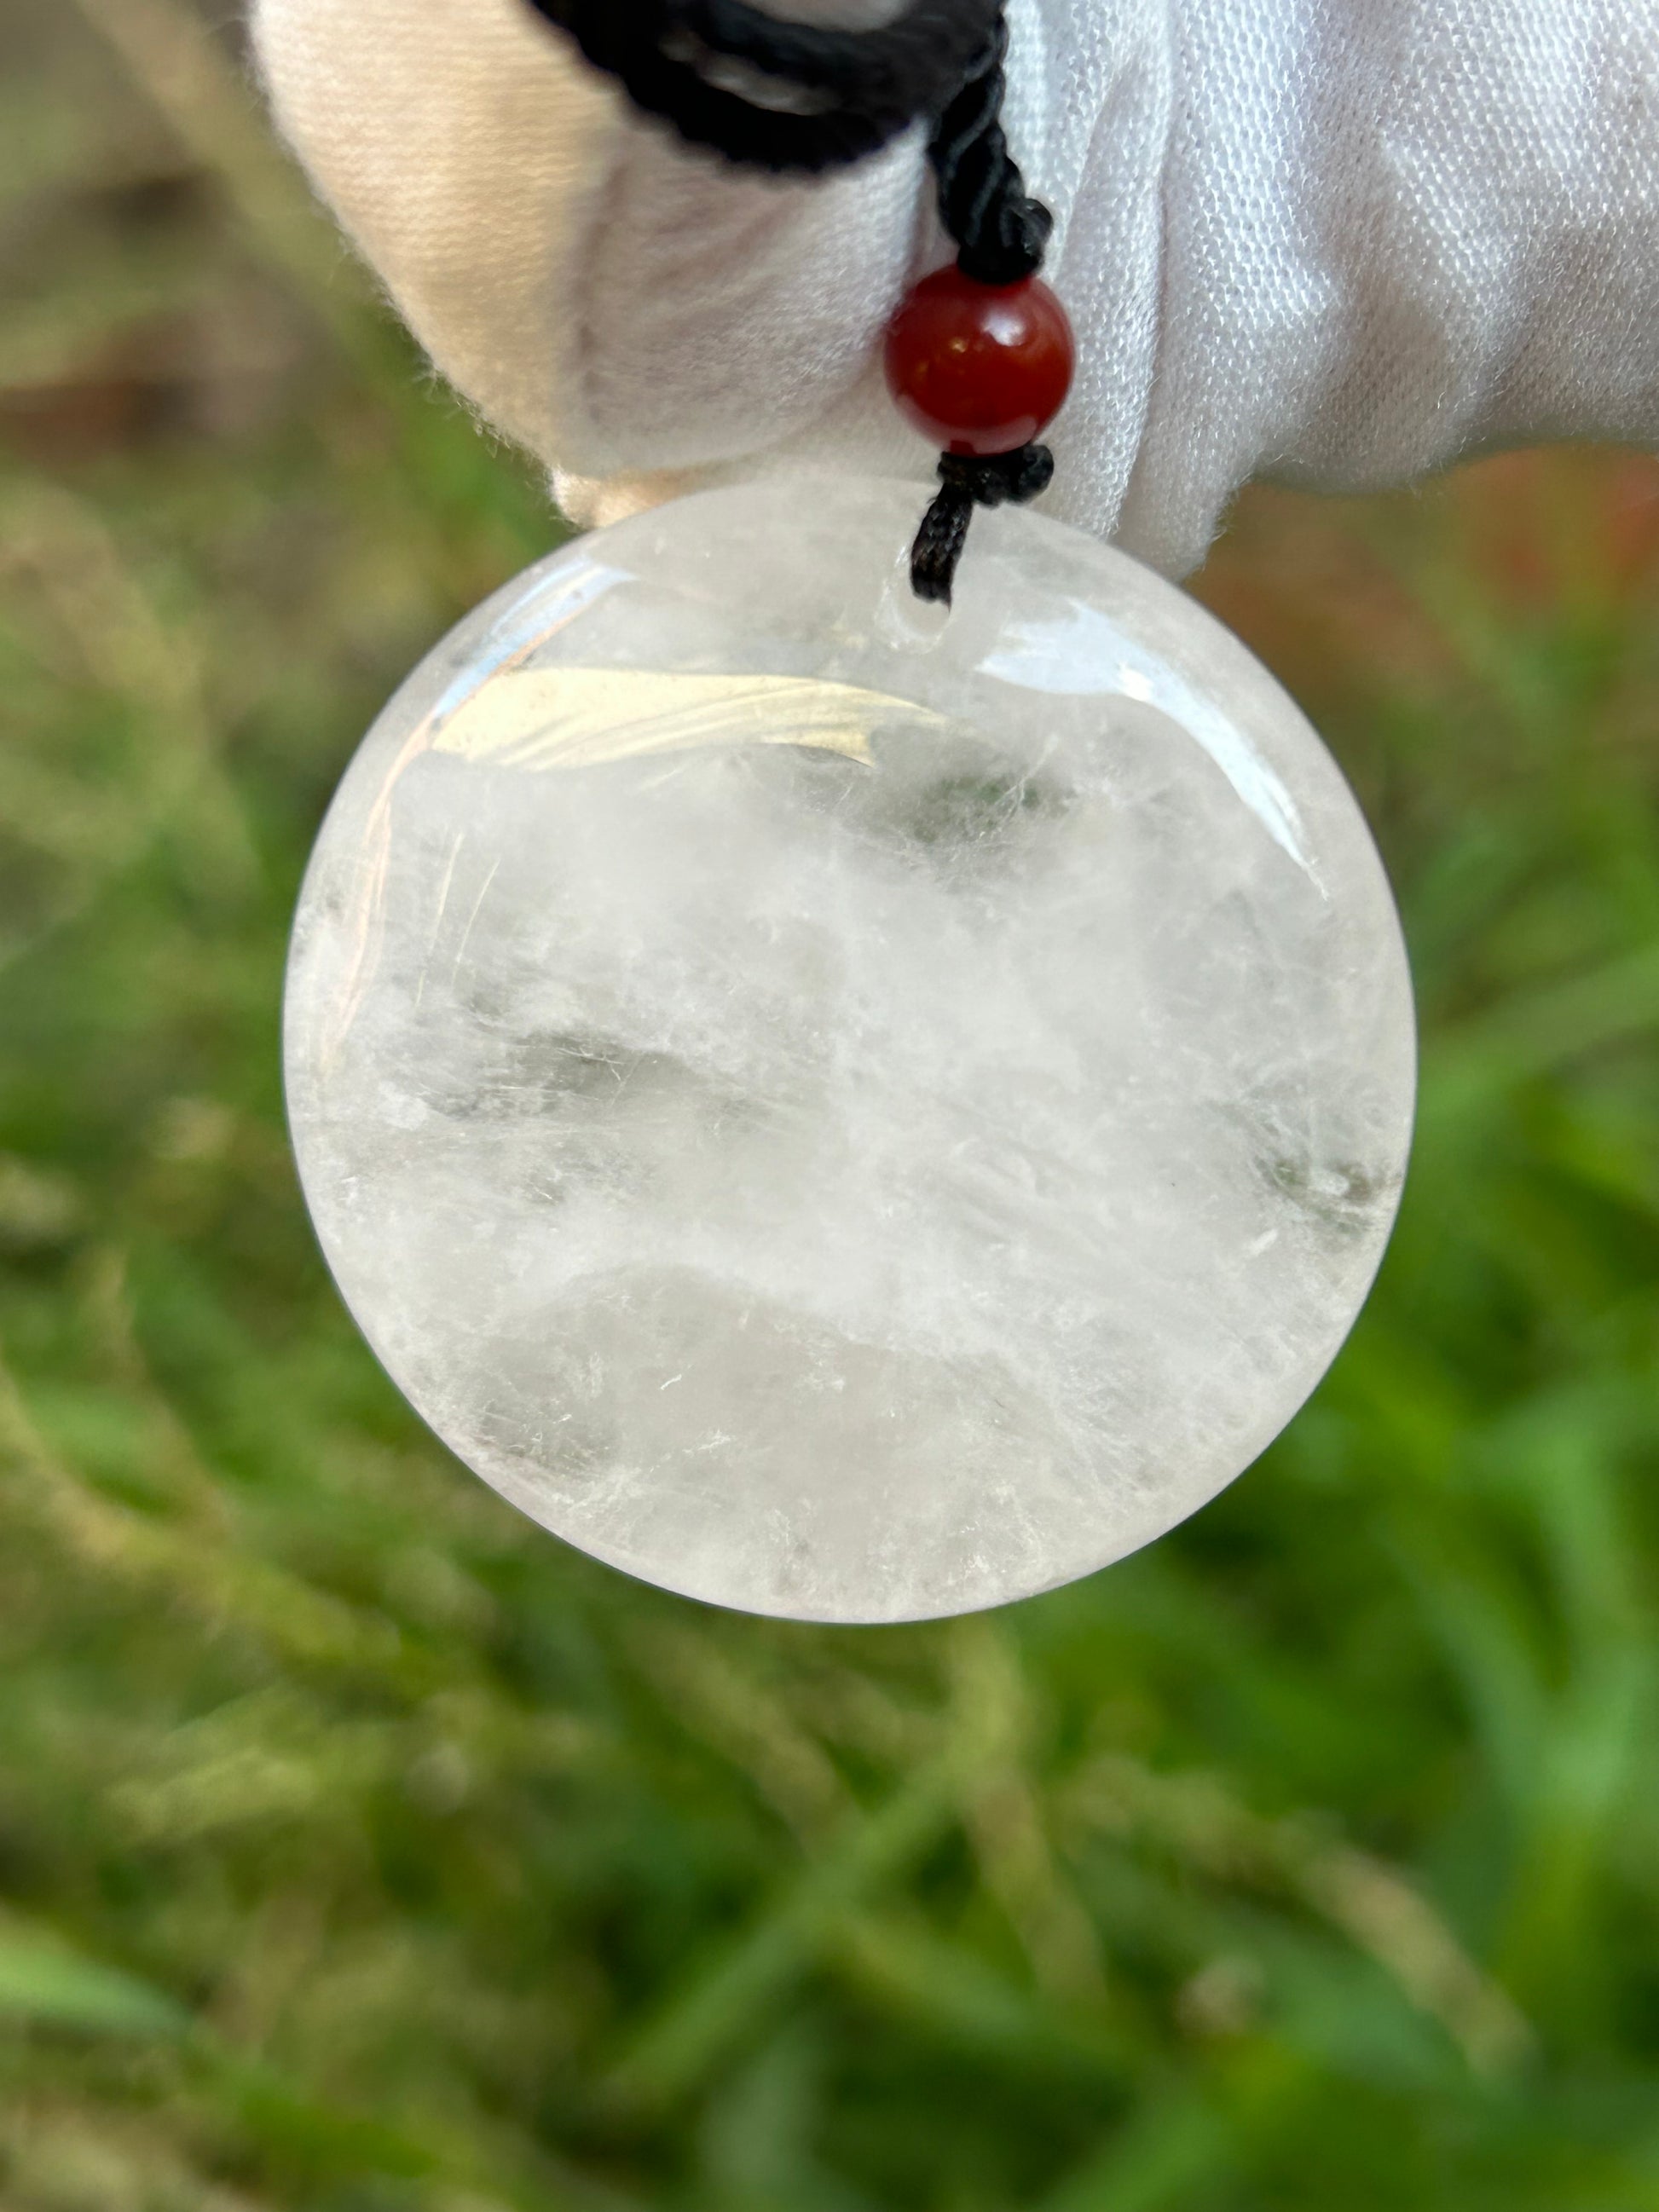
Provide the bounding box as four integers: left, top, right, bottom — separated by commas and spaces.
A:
2, 3, 1658, 2206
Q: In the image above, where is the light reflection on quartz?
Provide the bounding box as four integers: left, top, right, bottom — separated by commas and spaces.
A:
980, 598, 1314, 872
424, 557, 632, 740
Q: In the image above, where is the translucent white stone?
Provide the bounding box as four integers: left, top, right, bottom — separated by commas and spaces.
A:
286, 475, 1414, 1622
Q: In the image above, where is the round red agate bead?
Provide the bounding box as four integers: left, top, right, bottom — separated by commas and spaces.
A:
883, 266, 1075, 457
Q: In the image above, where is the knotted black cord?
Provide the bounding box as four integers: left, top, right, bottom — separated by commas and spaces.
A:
523, 0, 1057, 601
908, 442, 1054, 601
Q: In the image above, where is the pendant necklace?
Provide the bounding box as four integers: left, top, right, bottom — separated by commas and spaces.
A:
284, 0, 1416, 1622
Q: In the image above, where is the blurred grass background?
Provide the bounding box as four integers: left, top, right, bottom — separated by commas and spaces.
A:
3, 1, 1659, 2205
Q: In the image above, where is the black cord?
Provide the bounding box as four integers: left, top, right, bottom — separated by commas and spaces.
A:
525, 0, 1004, 172
524, 0, 1057, 602
909, 443, 1054, 602
927, 14, 1049, 285
910, 9, 1055, 601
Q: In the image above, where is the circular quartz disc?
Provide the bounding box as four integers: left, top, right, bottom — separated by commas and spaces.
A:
286, 474, 1414, 1623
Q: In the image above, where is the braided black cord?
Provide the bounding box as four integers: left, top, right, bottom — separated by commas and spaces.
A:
526, 0, 1004, 171
524, 0, 1057, 603
928, 15, 1050, 285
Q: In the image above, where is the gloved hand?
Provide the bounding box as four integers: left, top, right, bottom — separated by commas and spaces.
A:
252, 0, 1659, 577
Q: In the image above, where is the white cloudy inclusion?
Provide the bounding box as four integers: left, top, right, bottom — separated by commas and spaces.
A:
285, 476, 1415, 1622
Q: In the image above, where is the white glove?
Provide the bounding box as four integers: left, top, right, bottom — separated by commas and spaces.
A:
252, 0, 1659, 577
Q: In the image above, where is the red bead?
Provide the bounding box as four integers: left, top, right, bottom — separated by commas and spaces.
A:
883, 266, 1075, 457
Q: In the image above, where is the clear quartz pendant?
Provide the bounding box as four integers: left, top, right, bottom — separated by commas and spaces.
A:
285, 474, 1414, 1622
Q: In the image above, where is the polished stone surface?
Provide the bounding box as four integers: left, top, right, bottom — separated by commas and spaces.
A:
286, 475, 1414, 1621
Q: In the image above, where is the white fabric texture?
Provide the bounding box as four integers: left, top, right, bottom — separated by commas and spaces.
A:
252, 0, 1659, 576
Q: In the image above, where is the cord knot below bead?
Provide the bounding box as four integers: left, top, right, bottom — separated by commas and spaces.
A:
910, 443, 1055, 605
